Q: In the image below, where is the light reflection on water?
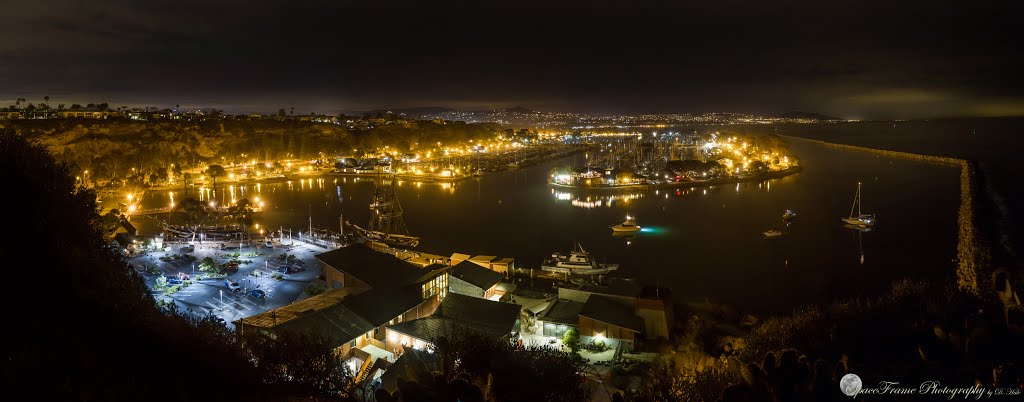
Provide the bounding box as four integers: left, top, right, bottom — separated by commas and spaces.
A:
139, 140, 961, 314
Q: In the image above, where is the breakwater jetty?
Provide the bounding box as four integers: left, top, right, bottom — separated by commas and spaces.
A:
785, 136, 989, 296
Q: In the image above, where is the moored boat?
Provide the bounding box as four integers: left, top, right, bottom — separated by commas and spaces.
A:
763, 229, 784, 238
541, 244, 619, 275
611, 215, 642, 233
782, 209, 797, 221
842, 182, 876, 227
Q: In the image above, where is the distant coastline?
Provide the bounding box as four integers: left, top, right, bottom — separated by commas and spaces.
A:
547, 166, 803, 192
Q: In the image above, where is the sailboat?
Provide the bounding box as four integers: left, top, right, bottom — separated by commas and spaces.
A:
348, 181, 421, 247
841, 182, 876, 227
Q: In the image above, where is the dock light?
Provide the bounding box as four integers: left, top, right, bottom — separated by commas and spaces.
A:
209, 201, 216, 208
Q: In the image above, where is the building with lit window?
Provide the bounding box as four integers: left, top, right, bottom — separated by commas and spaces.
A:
448, 260, 515, 301
58, 109, 115, 119
384, 293, 522, 355
530, 278, 673, 352
235, 244, 449, 385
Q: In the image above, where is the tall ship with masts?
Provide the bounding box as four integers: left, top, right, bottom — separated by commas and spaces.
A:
348, 182, 421, 248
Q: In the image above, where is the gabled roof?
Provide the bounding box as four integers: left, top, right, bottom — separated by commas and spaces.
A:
271, 300, 376, 346
469, 255, 497, 263
112, 232, 136, 248
389, 317, 507, 343
580, 295, 643, 333
537, 299, 585, 325
450, 261, 503, 290
434, 293, 521, 332
120, 219, 137, 236
342, 285, 424, 327
316, 244, 423, 289
241, 284, 429, 347
389, 294, 522, 342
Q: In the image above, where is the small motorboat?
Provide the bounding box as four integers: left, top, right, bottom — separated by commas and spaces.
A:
611, 215, 642, 233
782, 209, 797, 221
763, 229, 784, 238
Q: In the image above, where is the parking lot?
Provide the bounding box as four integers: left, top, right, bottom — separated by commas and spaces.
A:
131, 239, 328, 329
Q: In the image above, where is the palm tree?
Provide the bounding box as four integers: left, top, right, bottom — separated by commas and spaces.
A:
204, 165, 226, 218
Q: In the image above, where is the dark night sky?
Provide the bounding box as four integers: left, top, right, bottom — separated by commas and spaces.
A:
2, 0, 1022, 119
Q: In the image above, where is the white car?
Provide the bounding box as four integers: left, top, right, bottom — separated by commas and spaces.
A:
224, 279, 241, 293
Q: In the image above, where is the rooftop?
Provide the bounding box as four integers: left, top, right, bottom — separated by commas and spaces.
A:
316, 244, 424, 289
342, 285, 425, 327
389, 293, 522, 341
580, 295, 643, 333
468, 255, 497, 263
434, 293, 521, 332
238, 286, 364, 328
537, 299, 585, 325
450, 260, 503, 290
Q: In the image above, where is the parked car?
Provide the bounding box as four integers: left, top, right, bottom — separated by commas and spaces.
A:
166, 276, 183, 285
224, 279, 241, 292
264, 241, 274, 248
248, 289, 267, 301
277, 265, 305, 274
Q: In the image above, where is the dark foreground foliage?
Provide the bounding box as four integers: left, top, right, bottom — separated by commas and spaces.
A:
374, 326, 590, 402
0, 130, 351, 401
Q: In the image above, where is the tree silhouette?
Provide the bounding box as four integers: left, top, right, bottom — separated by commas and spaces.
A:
1, 128, 359, 400
205, 164, 226, 196
174, 197, 212, 231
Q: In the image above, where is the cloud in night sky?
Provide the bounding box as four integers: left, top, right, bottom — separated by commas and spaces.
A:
1, 0, 1022, 118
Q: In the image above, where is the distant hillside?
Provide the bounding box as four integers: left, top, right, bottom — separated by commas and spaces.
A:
0, 118, 501, 187
474, 106, 538, 114
353, 106, 457, 117
779, 111, 843, 121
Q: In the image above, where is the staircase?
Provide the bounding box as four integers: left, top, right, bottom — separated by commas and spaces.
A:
353, 357, 375, 384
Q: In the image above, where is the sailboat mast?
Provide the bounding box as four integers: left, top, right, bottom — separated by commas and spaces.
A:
857, 182, 862, 216
849, 182, 860, 218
